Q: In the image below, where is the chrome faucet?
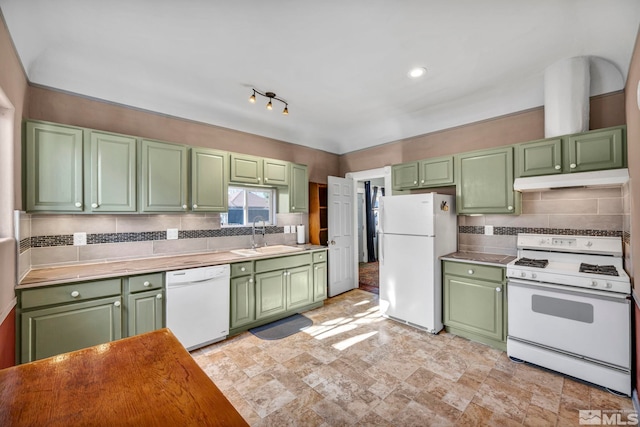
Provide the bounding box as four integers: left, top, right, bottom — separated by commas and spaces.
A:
251, 216, 266, 249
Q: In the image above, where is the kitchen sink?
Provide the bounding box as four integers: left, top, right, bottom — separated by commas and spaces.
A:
230, 245, 304, 257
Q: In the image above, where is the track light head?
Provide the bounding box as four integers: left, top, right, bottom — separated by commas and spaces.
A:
248, 88, 289, 116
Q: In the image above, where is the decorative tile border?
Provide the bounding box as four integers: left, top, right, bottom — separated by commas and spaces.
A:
23, 226, 284, 251
459, 226, 623, 238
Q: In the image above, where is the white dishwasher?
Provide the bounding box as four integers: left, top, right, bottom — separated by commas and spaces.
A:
166, 264, 230, 351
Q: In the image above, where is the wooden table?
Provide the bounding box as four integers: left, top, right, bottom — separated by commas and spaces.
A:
0, 329, 248, 426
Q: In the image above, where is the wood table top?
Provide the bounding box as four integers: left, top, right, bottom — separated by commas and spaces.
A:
0, 329, 248, 426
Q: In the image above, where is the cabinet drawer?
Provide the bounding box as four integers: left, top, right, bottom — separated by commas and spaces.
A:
231, 261, 253, 277
443, 261, 504, 282
128, 273, 164, 293
313, 251, 327, 263
255, 253, 312, 273
21, 278, 122, 309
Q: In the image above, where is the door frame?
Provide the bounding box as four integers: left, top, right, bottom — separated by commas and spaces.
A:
345, 166, 392, 285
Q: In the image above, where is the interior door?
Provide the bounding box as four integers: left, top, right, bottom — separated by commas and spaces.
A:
327, 176, 356, 297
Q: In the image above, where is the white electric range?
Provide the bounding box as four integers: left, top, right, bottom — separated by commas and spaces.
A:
506, 234, 631, 396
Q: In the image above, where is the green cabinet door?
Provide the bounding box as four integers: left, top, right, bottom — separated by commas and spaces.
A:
255, 270, 287, 320
286, 265, 313, 310
191, 147, 228, 212
456, 147, 518, 214
127, 290, 164, 337
25, 121, 84, 212
87, 131, 137, 212
264, 159, 289, 186
230, 275, 256, 328
140, 139, 188, 212
289, 163, 308, 213
443, 275, 504, 342
515, 137, 563, 177
567, 126, 625, 173
230, 154, 262, 184
419, 156, 454, 187
21, 296, 122, 363
392, 162, 419, 190
313, 261, 328, 302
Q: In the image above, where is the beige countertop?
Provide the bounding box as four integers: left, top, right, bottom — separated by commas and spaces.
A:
18, 244, 327, 289
440, 251, 516, 267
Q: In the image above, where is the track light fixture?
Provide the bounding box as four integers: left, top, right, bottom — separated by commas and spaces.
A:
249, 89, 289, 115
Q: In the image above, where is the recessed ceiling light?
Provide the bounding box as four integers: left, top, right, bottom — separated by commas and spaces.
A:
408, 67, 427, 78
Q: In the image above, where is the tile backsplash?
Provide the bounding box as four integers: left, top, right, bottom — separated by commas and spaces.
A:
458, 186, 629, 258
17, 211, 308, 276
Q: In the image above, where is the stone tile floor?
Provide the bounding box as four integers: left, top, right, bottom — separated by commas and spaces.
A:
192, 289, 634, 426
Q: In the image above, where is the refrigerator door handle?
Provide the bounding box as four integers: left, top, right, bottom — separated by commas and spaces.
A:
380, 233, 384, 264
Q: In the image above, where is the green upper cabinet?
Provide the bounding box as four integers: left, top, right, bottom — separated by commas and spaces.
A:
567, 126, 625, 173
139, 139, 189, 212
86, 131, 137, 212
229, 154, 262, 185
392, 162, 419, 190
456, 147, 519, 215
392, 156, 454, 191
263, 158, 289, 186
289, 163, 308, 213
419, 156, 454, 187
191, 147, 228, 212
25, 121, 84, 212
515, 137, 563, 177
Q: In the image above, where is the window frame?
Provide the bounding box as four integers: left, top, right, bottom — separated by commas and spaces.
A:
221, 185, 277, 227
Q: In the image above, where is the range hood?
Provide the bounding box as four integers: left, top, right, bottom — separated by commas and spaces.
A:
513, 168, 629, 192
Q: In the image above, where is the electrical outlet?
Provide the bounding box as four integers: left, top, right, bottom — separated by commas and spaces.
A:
73, 232, 87, 246
167, 228, 179, 240
291, 225, 297, 233
284, 225, 291, 234
485, 225, 494, 236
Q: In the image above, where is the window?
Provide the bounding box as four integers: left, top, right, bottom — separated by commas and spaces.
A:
221, 186, 276, 227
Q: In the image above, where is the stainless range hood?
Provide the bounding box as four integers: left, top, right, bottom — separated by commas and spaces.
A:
513, 168, 629, 192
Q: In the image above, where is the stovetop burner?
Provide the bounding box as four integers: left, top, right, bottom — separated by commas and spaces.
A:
514, 258, 549, 268
579, 263, 619, 276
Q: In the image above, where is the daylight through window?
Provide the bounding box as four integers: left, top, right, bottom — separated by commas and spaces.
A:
221, 186, 275, 226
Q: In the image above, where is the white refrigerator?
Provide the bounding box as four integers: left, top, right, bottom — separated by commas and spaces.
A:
378, 193, 457, 333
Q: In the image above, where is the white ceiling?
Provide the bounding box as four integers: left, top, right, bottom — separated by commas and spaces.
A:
2, 1, 639, 155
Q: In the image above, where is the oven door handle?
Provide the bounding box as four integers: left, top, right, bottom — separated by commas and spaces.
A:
507, 278, 630, 302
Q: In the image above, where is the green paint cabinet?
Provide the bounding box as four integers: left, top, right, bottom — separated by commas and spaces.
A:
264, 158, 289, 186
567, 126, 625, 173
286, 265, 313, 310
288, 163, 308, 213
25, 121, 84, 212
392, 156, 454, 191
126, 273, 164, 337
255, 269, 288, 320
230, 154, 262, 185
313, 262, 328, 302
87, 130, 137, 212
191, 147, 228, 212
515, 137, 564, 177
443, 261, 506, 350
19, 278, 124, 363
140, 139, 189, 212
230, 261, 255, 329
456, 147, 519, 214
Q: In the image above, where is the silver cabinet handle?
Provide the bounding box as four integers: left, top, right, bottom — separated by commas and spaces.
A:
143, 281, 151, 287
193, 204, 198, 209
468, 269, 474, 275
75, 202, 82, 208
554, 165, 561, 170
71, 291, 80, 298
91, 203, 98, 208
156, 294, 162, 299
495, 287, 502, 292
570, 163, 577, 169
114, 301, 121, 307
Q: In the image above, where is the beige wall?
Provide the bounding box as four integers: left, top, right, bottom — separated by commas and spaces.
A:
339, 92, 625, 176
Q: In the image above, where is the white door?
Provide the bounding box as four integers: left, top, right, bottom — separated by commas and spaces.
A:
328, 176, 356, 297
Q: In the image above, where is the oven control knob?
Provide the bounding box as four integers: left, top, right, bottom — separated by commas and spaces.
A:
605, 282, 613, 289
531, 273, 537, 279
591, 280, 598, 287
520, 272, 526, 278
586, 241, 593, 247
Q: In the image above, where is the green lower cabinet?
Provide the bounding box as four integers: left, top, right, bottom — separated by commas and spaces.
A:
442, 261, 506, 350
313, 262, 328, 302
286, 265, 313, 310
127, 290, 164, 337
230, 275, 256, 329
21, 295, 123, 363
255, 270, 288, 320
